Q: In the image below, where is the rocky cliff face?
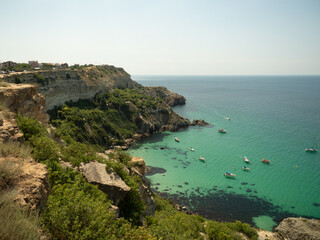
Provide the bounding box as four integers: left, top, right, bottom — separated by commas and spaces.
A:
0, 83, 49, 123
0, 65, 140, 110
0, 83, 49, 143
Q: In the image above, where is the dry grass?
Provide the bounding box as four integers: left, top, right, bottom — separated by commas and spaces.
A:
0, 190, 41, 240
0, 79, 10, 87
0, 158, 22, 190
0, 142, 31, 158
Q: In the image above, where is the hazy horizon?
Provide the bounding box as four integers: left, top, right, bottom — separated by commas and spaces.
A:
1, 0, 319, 76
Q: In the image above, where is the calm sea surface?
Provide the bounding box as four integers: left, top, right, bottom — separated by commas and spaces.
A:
128, 76, 320, 231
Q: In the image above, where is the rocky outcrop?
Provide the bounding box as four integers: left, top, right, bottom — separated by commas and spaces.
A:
79, 161, 131, 205
191, 119, 209, 126
144, 86, 186, 106
131, 157, 145, 175
1, 66, 140, 110
0, 83, 49, 123
0, 157, 49, 211
275, 217, 320, 240
0, 111, 24, 143
130, 158, 155, 220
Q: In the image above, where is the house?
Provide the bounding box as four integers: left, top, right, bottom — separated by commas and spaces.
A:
28, 60, 40, 68
1, 61, 17, 69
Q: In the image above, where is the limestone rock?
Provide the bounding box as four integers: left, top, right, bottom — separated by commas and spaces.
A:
0, 66, 140, 110
275, 217, 320, 240
131, 156, 145, 175
0, 83, 49, 123
79, 161, 131, 205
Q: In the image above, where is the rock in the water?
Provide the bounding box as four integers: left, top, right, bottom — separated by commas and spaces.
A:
275, 217, 320, 240
79, 161, 131, 205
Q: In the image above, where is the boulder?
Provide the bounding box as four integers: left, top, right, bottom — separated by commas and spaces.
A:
79, 161, 131, 205
275, 217, 320, 240
131, 156, 145, 175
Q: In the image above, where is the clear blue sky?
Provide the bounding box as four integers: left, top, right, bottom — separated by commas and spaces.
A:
1, 0, 319, 75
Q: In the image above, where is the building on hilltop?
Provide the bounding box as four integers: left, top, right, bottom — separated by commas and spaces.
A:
0, 61, 17, 69
28, 60, 40, 68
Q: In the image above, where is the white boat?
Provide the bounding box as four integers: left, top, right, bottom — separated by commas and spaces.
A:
224, 172, 236, 178
188, 147, 195, 152
243, 156, 250, 163
305, 147, 317, 152
305, 138, 318, 152
242, 166, 250, 171
199, 156, 205, 161
174, 137, 180, 142
218, 128, 227, 133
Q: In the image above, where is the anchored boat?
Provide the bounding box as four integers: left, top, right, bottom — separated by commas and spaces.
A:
224, 172, 236, 178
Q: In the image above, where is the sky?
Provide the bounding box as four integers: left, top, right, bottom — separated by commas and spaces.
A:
1, 0, 319, 75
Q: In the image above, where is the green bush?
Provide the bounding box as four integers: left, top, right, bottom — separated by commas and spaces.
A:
17, 115, 46, 140
29, 135, 59, 162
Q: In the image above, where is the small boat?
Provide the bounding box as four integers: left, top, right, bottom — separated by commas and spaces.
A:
224, 171, 236, 178
188, 147, 195, 152
218, 128, 227, 133
199, 156, 205, 161
174, 137, 180, 142
242, 166, 250, 171
161, 173, 166, 176
243, 156, 250, 163
305, 138, 318, 152
305, 147, 317, 152
261, 158, 270, 164
227, 117, 231, 120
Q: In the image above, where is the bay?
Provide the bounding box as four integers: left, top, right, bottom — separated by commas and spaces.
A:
128, 75, 320, 231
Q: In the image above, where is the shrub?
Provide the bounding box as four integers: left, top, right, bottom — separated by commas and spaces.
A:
0, 142, 31, 158
17, 115, 46, 140
29, 135, 59, 162
0, 159, 21, 190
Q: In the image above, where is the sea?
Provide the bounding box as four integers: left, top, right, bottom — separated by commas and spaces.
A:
128, 75, 320, 231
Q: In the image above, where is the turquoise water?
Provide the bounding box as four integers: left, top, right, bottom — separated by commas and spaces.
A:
128, 76, 320, 231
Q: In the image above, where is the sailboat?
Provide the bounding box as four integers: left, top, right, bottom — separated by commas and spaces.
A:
305, 139, 318, 152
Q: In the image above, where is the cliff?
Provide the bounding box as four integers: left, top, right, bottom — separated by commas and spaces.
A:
0, 65, 140, 110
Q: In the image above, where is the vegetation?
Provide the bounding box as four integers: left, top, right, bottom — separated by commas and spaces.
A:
0, 191, 41, 240
48, 88, 163, 147
0, 150, 41, 240
0, 142, 31, 158
1, 63, 32, 72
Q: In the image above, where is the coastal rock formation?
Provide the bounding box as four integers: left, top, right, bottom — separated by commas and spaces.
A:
144, 86, 186, 106
275, 217, 320, 240
0, 157, 49, 211
191, 119, 209, 126
79, 161, 131, 205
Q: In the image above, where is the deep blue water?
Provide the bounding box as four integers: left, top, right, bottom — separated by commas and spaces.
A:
128, 75, 320, 230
